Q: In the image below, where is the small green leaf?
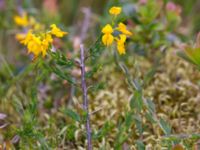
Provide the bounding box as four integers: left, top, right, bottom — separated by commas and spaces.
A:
125, 112, 133, 128
133, 79, 142, 91
143, 68, 156, 85
177, 51, 197, 66
93, 121, 114, 140
146, 99, 155, 113
85, 65, 101, 78
130, 91, 143, 112
145, 112, 156, 124
63, 108, 80, 122
136, 140, 145, 150
159, 118, 171, 135
66, 124, 77, 140
88, 82, 105, 92
133, 115, 143, 135
44, 63, 76, 84
184, 47, 200, 66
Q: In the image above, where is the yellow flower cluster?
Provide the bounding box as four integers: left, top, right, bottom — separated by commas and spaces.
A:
14, 11, 67, 59
14, 12, 45, 43
14, 12, 43, 30
20, 24, 67, 59
102, 7, 132, 55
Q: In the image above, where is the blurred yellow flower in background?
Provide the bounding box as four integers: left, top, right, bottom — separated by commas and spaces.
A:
14, 12, 29, 27
14, 12, 44, 31
109, 6, 122, 16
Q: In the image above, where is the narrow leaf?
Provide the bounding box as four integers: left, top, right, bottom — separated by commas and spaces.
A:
63, 109, 80, 122
159, 118, 171, 135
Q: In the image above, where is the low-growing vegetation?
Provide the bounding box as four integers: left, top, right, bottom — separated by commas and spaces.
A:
0, 0, 200, 149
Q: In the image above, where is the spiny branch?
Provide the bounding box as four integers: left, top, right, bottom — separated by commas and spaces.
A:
80, 44, 92, 150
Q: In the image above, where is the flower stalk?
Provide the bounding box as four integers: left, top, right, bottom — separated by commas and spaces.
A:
80, 44, 92, 150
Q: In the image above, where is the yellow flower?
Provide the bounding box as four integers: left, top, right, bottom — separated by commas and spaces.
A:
116, 34, 126, 55
17, 23, 68, 59
102, 24, 114, 46
20, 30, 51, 58
27, 36, 42, 57
50, 24, 67, 37
109, 7, 122, 16
41, 40, 49, 57
117, 34, 126, 43
47, 34, 53, 42
43, 33, 53, 43
102, 34, 114, 46
41, 33, 53, 57
117, 22, 132, 36
102, 24, 113, 34
14, 12, 29, 27
20, 30, 34, 45
15, 33, 26, 41
117, 44, 125, 55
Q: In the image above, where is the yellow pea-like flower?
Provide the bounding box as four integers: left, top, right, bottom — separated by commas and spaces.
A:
117, 44, 125, 55
116, 34, 126, 55
102, 24, 113, 34
44, 33, 53, 43
20, 30, 34, 45
21, 31, 51, 58
17, 22, 68, 59
14, 12, 29, 27
117, 22, 132, 36
102, 24, 114, 46
40, 33, 53, 57
102, 34, 114, 46
41, 40, 49, 57
116, 34, 126, 44
50, 24, 68, 37
109, 6, 122, 16
27, 36, 42, 57
101, 7, 131, 55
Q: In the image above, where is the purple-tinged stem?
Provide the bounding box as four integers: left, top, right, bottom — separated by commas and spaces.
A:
80, 44, 92, 150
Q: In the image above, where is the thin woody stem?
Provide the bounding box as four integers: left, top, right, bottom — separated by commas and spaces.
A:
80, 44, 92, 150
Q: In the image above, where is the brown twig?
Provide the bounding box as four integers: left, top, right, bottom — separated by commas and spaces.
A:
80, 44, 92, 150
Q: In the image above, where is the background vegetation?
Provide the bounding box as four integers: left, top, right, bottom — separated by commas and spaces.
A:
0, 0, 200, 149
